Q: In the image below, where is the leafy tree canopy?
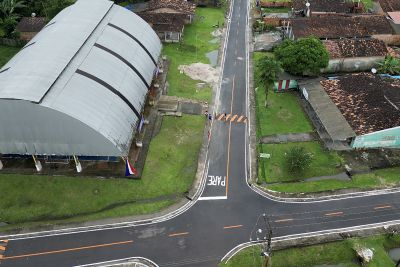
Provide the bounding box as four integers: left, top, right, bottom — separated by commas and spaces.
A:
274, 37, 329, 76
256, 56, 282, 86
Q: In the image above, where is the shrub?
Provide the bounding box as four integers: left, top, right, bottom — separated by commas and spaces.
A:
285, 146, 313, 174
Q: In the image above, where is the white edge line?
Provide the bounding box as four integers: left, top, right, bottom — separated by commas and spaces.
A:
73, 256, 159, 267
198, 196, 228, 200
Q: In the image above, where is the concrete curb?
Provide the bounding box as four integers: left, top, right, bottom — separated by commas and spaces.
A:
73, 257, 159, 267
249, 183, 400, 203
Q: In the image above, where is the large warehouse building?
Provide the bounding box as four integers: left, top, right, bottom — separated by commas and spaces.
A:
0, 0, 162, 166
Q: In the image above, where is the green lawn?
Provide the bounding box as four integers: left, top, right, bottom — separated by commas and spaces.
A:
254, 52, 313, 137
0, 115, 205, 231
261, 141, 343, 183
163, 7, 225, 102
221, 235, 400, 267
268, 167, 400, 193
0, 45, 20, 67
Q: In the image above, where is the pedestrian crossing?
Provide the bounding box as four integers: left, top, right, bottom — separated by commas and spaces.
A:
0, 239, 8, 259
215, 113, 247, 124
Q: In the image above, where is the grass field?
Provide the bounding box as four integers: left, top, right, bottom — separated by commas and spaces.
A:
0, 45, 19, 67
267, 166, 400, 193
0, 115, 205, 230
163, 7, 225, 102
254, 52, 313, 137
221, 235, 400, 267
261, 141, 343, 183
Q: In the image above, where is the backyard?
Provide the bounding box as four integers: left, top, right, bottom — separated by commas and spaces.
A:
163, 7, 225, 102
0, 115, 205, 231
220, 234, 400, 267
261, 141, 343, 183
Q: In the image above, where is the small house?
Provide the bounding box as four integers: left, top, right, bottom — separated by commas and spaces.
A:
16, 16, 46, 41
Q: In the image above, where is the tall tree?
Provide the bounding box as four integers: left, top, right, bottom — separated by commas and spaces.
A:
256, 56, 282, 107
275, 37, 329, 76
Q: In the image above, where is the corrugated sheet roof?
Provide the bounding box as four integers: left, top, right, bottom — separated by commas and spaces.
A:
0, 0, 162, 156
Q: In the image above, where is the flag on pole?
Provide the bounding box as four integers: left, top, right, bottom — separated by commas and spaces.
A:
125, 158, 137, 176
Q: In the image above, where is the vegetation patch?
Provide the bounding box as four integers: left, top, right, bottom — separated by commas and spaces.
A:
0, 115, 204, 231
0, 45, 20, 67
221, 235, 400, 267
163, 7, 225, 102
254, 52, 313, 137
268, 167, 400, 193
261, 141, 343, 183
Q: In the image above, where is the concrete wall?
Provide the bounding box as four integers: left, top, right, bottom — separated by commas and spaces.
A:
321, 56, 384, 73
373, 34, 400, 46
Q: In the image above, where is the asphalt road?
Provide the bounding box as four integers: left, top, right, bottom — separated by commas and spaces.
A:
1, 0, 400, 266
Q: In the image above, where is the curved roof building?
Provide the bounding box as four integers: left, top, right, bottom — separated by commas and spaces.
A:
0, 0, 162, 157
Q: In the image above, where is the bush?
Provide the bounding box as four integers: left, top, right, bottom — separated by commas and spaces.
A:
274, 37, 329, 75
285, 146, 313, 174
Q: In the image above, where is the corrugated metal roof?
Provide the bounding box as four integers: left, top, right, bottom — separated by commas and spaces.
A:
0, 0, 162, 156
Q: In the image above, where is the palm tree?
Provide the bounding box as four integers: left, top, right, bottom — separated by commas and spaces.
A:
256, 56, 282, 107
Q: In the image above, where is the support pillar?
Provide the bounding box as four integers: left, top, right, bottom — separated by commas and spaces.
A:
73, 155, 82, 173
32, 155, 42, 172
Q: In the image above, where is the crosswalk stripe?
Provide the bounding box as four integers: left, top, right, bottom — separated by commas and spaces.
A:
0, 240, 7, 243
217, 114, 224, 120
0, 254, 3, 259
0, 246, 5, 251
225, 114, 231, 121
243, 118, 247, 123
237, 115, 244, 122
231, 114, 237, 122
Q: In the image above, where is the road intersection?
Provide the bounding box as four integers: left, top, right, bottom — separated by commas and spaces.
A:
1, 0, 400, 266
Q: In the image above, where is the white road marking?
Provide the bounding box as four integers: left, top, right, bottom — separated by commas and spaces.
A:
198, 196, 228, 200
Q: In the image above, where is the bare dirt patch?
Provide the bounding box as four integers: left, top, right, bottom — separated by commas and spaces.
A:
178, 63, 220, 88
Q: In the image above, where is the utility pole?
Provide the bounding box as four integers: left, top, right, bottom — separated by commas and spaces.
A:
250, 213, 273, 267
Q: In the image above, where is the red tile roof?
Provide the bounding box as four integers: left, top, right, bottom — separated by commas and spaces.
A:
321, 73, 400, 135
16, 17, 46, 32
292, 0, 350, 13
379, 0, 400, 12
291, 15, 393, 39
324, 39, 388, 59
146, 0, 196, 14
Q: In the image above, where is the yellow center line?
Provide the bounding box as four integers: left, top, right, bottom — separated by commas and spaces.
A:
0, 246, 5, 251
274, 218, 294, 223
325, 211, 344, 216
223, 224, 243, 229
2, 240, 133, 260
374, 205, 392, 210
168, 232, 189, 237
230, 114, 237, 122
226, 75, 235, 197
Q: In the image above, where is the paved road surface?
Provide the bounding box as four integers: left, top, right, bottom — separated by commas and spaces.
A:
2, 0, 400, 266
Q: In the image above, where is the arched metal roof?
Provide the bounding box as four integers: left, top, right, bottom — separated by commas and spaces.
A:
0, 0, 162, 157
